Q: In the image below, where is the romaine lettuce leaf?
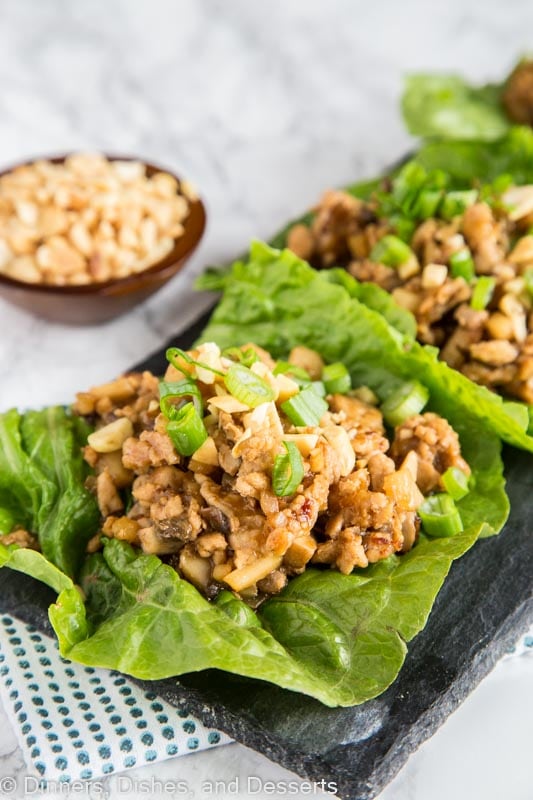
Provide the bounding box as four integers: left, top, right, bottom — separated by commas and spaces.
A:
412, 126, 533, 186
0, 409, 57, 529
320, 268, 417, 338
199, 242, 533, 460
402, 74, 509, 142
0, 525, 480, 707
0, 407, 99, 577
0, 261, 511, 706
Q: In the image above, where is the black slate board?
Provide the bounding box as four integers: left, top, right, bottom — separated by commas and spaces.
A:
2, 313, 533, 800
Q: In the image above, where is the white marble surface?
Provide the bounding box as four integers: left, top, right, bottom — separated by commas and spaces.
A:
0, 0, 532, 798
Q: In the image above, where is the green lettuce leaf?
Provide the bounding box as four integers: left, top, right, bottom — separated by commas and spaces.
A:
321, 268, 417, 338
0, 409, 57, 529
0, 527, 479, 707
0, 250, 511, 706
0, 245, 508, 706
199, 242, 533, 461
412, 126, 533, 186
0, 407, 99, 577
402, 74, 509, 142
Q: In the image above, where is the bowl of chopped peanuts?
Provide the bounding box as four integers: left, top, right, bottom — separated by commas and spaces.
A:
0, 152, 206, 324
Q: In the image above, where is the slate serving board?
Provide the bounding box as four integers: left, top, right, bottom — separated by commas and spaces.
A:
2, 311, 533, 800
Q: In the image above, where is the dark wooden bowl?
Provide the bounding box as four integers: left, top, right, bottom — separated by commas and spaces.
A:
0, 155, 207, 325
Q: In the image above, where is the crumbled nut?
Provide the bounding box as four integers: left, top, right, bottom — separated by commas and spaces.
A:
88, 417, 134, 453
287, 224, 315, 261
392, 287, 420, 312
470, 340, 519, 366
486, 312, 515, 340
3, 256, 41, 283
0, 153, 193, 286
421, 263, 448, 289
503, 185, 533, 221
509, 234, 533, 264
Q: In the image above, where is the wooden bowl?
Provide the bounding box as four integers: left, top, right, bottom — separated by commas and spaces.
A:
0, 155, 207, 325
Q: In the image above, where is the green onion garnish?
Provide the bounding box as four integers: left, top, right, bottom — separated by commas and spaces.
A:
389, 215, 416, 242
449, 249, 475, 283
419, 493, 464, 538
310, 381, 327, 398
273, 361, 312, 385
159, 378, 203, 418
412, 188, 443, 220
439, 190, 478, 221
381, 381, 429, 427
224, 364, 276, 408
322, 362, 351, 394
0, 508, 15, 535
370, 235, 413, 267
272, 441, 305, 497
441, 467, 470, 501
166, 347, 225, 378
392, 162, 429, 205
470, 276, 496, 310
281, 386, 329, 427
166, 402, 208, 456
222, 346, 259, 367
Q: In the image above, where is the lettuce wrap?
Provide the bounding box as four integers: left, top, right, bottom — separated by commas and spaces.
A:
0, 242, 510, 707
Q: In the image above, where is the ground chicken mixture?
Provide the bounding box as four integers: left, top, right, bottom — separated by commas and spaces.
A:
287, 184, 533, 404
72, 342, 470, 604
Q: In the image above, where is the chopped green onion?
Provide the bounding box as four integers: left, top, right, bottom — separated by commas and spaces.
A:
281, 386, 328, 427
392, 162, 428, 205
419, 493, 464, 538
479, 174, 514, 204
273, 361, 311, 384
370, 235, 413, 267
410, 188, 443, 220
0, 509, 15, 536
272, 441, 305, 497
322, 362, 351, 394
159, 378, 203, 419
441, 467, 470, 501
470, 276, 496, 310
310, 381, 326, 398
222, 346, 259, 367
381, 381, 429, 427
389, 215, 416, 242
166, 402, 208, 456
503, 401, 529, 431
378, 163, 449, 224
439, 190, 478, 221
449, 249, 475, 283
523, 267, 533, 296
224, 364, 276, 408
166, 347, 224, 378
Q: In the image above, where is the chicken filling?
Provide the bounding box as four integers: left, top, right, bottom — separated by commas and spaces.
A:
287, 184, 533, 404
74, 342, 470, 604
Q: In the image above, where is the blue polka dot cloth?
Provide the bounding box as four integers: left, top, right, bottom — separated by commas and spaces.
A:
0, 615, 231, 783
504, 624, 533, 658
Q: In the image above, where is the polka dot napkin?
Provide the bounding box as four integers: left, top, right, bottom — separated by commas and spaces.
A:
1, 614, 531, 785
0, 615, 231, 784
